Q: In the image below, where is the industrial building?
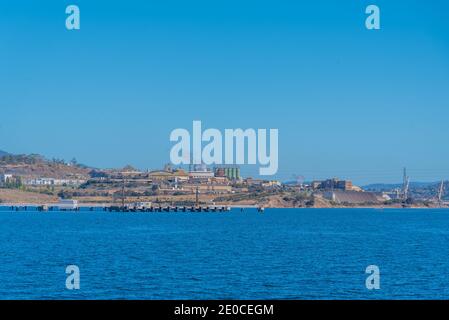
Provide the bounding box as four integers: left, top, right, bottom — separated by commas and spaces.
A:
312, 178, 353, 191
323, 190, 382, 204
214, 166, 240, 180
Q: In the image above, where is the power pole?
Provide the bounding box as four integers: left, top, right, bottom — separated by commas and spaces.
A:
404, 177, 410, 200
437, 180, 444, 207
402, 167, 409, 201
195, 185, 199, 207
121, 176, 125, 211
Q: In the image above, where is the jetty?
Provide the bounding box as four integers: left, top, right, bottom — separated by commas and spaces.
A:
0, 203, 232, 213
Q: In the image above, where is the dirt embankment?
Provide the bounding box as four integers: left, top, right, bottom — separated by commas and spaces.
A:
0, 189, 58, 204
0, 163, 90, 179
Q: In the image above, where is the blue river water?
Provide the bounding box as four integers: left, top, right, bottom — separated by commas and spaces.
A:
0, 207, 449, 299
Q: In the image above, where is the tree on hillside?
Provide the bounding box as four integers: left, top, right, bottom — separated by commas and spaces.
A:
122, 165, 137, 172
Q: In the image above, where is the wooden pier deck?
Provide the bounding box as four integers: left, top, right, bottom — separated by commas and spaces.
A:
0, 204, 233, 213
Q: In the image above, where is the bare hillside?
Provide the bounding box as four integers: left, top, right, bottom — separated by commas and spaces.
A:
0, 154, 91, 179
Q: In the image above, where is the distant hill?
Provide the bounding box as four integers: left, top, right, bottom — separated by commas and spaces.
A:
363, 182, 436, 191
0, 150, 10, 157
0, 153, 91, 179
362, 183, 401, 191
363, 181, 448, 200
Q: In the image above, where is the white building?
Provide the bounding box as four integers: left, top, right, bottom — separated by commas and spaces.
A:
1, 174, 13, 183
57, 199, 79, 210
189, 171, 215, 180
24, 178, 86, 186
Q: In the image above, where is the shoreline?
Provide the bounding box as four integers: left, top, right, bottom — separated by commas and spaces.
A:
0, 203, 447, 210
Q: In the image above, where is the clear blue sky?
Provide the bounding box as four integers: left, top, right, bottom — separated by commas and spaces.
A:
1, 0, 449, 184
